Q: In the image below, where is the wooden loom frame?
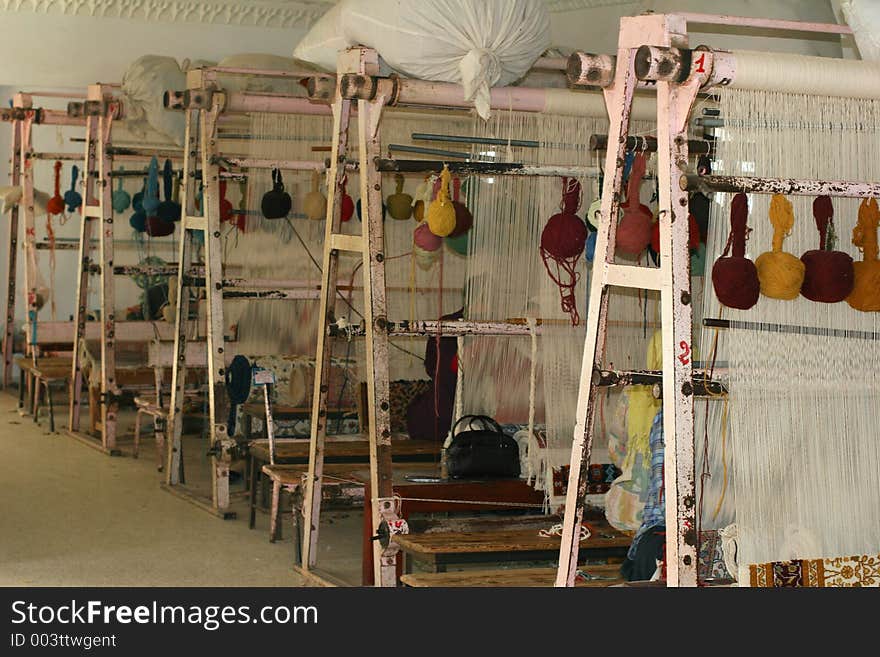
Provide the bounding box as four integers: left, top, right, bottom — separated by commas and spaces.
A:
64, 83, 191, 455
1, 95, 85, 389
556, 11, 859, 588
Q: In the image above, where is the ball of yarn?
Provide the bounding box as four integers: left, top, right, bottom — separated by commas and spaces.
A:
427, 198, 456, 236
414, 222, 442, 252
303, 170, 326, 221
584, 230, 597, 262
712, 193, 760, 310
387, 174, 413, 220
145, 215, 174, 237
712, 257, 760, 309
449, 201, 473, 237
129, 211, 147, 233
413, 199, 425, 222
541, 211, 588, 260
650, 214, 700, 254
585, 198, 601, 232
801, 196, 853, 303
446, 231, 469, 256
341, 192, 354, 222
413, 244, 437, 270
356, 198, 386, 222
847, 197, 880, 311
755, 194, 805, 300
615, 153, 652, 257
46, 194, 64, 216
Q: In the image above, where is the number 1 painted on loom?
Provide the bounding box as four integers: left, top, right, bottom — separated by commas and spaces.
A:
693, 53, 706, 74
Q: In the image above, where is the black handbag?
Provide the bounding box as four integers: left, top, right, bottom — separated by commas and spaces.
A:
446, 415, 520, 479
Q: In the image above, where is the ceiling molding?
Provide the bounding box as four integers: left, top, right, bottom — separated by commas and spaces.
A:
0, 0, 334, 28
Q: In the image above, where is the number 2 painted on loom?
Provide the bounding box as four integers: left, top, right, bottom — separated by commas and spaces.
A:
693, 53, 706, 74
678, 341, 691, 366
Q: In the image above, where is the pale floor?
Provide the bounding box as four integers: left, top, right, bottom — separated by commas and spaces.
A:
0, 391, 364, 587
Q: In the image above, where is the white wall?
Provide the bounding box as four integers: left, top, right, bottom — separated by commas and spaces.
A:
0, 12, 309, 88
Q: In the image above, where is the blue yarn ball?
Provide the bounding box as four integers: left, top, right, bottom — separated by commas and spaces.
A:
585, 231, 597, 262
130, 211, 147, 233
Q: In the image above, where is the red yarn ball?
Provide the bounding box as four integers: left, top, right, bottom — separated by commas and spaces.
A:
449, 201, 473, 237
47, 195, 65, 216
801, 251, 854, 303
650, 214, 700, 253
541, 211, 587, 259
712, 257, 760, 309
145, 215, 175, 237
341, 193, 354, 222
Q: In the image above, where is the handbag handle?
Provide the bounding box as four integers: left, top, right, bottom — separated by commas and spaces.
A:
452, 414, 504, 437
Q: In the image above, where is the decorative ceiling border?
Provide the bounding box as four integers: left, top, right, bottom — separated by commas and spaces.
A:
0, 0, 334, 28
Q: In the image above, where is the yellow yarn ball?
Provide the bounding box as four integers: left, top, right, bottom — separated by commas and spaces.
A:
755, 251, 805, 300
427, 199, 456, 237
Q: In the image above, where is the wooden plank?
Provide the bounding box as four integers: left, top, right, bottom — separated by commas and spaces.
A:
400, 565, 623, 588
249, 438, 440, 463
393, 525, 631, 556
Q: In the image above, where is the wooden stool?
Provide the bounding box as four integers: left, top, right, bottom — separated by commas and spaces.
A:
133, 396, 169, 471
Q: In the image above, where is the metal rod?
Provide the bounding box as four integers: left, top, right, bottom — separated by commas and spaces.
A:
703, 317, 880, 341
332, 319, 543, 338
360, 158, 598, 177
590, 134, 713, 154
412, 133, 539, 148
204, 66, 333, 79
592, 368, 727, 396
27, 152, 83, 161
677, 12, 853, 34
213, 156, 325, 171
106, 146, 182, 159
387, 144, 470, 159
681, 174, 880, 198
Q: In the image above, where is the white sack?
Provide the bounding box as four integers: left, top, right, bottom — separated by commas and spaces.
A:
121, 55, 187, 146
840, 0, 880, 60
293, 0, 550, 119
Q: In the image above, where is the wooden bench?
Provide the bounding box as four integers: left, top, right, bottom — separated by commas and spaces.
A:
392, 522, 631, 574
247, 439, 441, 533
400, 564, 624, 587
15, 356, 71, 432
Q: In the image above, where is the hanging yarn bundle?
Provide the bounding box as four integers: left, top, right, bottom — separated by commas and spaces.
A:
340, 176, 354, 222
64, 164, 82, 212
584, 197, 601, 262
112, 168, 131, 213
144, 157, 174, 236
303, 170, 326, 221
755, 194, 805, 300
446, 231, 469, 256
427, 165, 456, 237
219, 176, 237, 227
356, 197, 386, 222
800, 195, 854, 303
129, 177, 147, 232
233, 179, 248, 232
616, 152, 653, 257
448, 175, 473, 237
540, 177, 588, 325
156, 160, 181, 222
261, 168, 292, 220
711, 193, 760, 310
649, 212, 700, 254
412, 176, 431, 222
47, 161, 65, 216
225, 355, 252, 434
387, 173, 413, 220
846, 197, 880, 311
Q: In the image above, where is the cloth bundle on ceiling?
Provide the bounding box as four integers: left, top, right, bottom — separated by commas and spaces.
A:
840, 1, 880, 61
292, 0, 550, 119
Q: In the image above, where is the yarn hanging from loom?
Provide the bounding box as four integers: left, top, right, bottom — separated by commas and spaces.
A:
427, 165, 456, 237
615, 152, 653, 257
846, 197, 880, 311
46, 161, 64, 216
449, 176, 473, 238
386, 174, 413, 220
303, 170, 326, 221
414, 222, 441, 252
112, 167, 131, 213
711, 192, 760, 310
156, 159, 181, 222
540, 177, 587, 325
63, 164, 82, 212
142, 157, 161, 215
755, 194, 805, 300
800, 195, 854, 303
261, 168, 292, 220
446, 230, 469, 256
225, 355, 252, 435
340, 176, 354, 222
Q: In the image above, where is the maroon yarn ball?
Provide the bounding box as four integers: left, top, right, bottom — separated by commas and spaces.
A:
449, 201, 473, 237
145, 215, 174, 237
800, 250, 854, 302
541, 211, 587, 259
711, 193, 759, 310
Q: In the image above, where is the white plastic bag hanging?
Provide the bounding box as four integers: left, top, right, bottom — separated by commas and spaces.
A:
293, 0, 550, 119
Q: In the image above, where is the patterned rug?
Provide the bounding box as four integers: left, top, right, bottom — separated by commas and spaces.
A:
749, 554, 880, 587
